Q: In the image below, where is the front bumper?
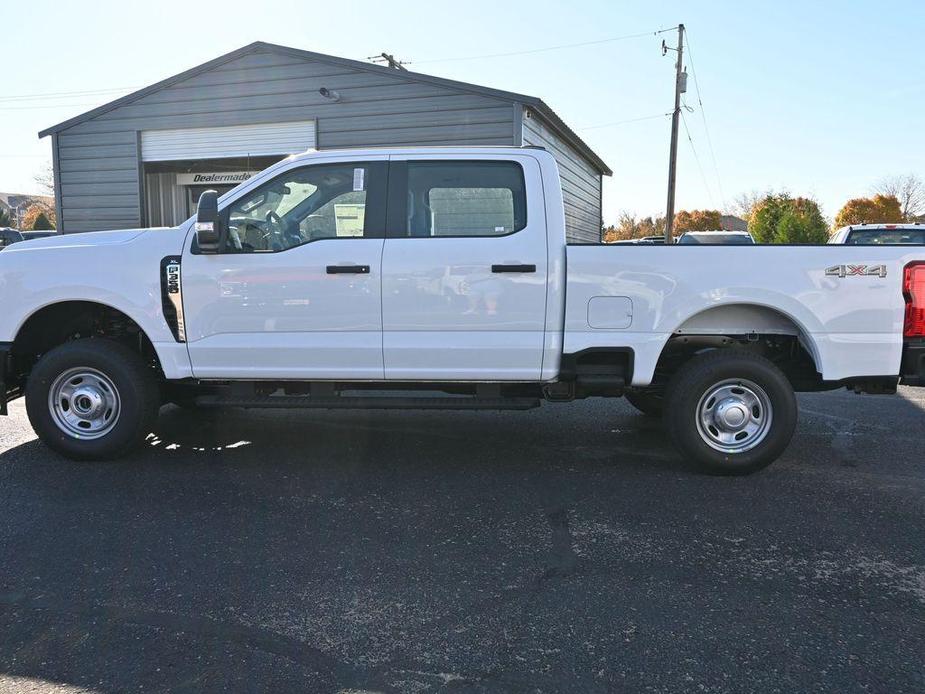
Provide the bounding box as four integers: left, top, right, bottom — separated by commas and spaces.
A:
0, 342, 20, 416
900, 339, 925, 387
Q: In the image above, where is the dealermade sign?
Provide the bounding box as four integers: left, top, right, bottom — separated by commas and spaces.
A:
175, 172, 258, 186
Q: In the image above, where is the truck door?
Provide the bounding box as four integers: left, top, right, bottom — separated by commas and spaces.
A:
381, 155, 548, 380
181, 157, 388, 379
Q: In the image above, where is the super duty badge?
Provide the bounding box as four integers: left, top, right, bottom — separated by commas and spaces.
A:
160, 256, 186, 342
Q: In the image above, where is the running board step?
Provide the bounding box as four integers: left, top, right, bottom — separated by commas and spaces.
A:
194, 395, 542, 411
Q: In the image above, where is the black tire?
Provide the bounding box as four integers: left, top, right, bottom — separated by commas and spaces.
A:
664, 349, 797, 475
26, 338, 160, 461
624, 390, 664, 417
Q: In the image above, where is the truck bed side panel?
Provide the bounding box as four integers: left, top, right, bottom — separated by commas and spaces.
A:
564, 245, 919, 386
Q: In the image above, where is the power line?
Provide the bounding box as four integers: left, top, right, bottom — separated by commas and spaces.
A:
0, 86, 140, 103
683, 32, 726, 209
579, 112, 671, 131
368, 53, 408, 70
680, 109, 715, 207
410, 27, 677, 65
0, 102, 101, 111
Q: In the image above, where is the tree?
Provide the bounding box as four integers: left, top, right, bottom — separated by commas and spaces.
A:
833, 194, 903, 228
603, 212, 665, 242
30, 212, 54, 231
727, 190, 767, 222
21, 203, 56, 231
33, 161, 55, 196
872, 174, 924, 221
750, 193, 828, 244
673, 209, 722, 232
0, 207, 10, 227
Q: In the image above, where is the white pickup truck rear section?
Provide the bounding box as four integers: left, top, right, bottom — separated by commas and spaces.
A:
564, 245, 915, 386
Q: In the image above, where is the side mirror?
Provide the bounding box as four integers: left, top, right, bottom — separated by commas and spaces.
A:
195, 190, 224, 253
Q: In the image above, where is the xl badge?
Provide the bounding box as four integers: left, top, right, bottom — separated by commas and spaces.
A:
825, 264, 887, 279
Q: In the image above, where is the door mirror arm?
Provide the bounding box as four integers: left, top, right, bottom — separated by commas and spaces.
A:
195, 190, 225, 254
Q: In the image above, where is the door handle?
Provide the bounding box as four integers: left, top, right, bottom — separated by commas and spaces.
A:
491, 264, 536, 273
326, 265, 370, 274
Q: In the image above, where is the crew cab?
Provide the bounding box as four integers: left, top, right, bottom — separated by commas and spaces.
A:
1, 147, 924, 474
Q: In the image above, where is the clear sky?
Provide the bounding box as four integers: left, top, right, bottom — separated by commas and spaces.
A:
1, 0, 922, 224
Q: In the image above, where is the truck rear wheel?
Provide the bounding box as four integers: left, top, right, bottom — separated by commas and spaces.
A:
25, 338, 160, 461
664, 349, 797, 475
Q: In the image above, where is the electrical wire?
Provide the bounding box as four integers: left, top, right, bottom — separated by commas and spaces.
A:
579, 112, 671, 131
0, 86, 140, 103
409, 27, 677, 65
680, 109, 715, 207
0, 103, 102, 111
683, 32, 726, 209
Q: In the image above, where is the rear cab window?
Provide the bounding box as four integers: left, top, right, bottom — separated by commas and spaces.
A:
397, 161, 527, 238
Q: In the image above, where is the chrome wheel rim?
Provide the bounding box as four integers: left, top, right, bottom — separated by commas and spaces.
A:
695, 378, 772, 454
48, 367, 121, 440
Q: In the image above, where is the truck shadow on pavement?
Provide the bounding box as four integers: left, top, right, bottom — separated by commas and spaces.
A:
138, 401, 685, 473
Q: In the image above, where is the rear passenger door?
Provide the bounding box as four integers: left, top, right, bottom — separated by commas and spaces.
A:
381, 155, 548, 381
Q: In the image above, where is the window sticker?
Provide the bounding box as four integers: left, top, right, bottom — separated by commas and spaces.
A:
353, 168, 365, 192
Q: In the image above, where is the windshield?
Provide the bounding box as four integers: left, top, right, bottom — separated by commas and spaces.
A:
678, 233, 754, 245
846, 228, 925, 245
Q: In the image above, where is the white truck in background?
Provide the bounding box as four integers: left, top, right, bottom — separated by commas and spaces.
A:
1, 146, 924, 474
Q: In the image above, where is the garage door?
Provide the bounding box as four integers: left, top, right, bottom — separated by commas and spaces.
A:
141, 121, 316, 161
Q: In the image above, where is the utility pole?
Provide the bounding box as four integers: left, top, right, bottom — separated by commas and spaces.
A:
663, 23, 685, 243
369, 53, 408, 71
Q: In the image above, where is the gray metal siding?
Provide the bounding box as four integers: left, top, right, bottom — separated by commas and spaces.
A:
56, 50, 518, 232
521, 112, 602, 243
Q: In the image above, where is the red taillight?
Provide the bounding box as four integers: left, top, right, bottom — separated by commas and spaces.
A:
903, 262, 925, 338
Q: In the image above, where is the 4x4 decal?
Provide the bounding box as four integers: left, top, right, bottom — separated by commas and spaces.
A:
826, 264, 887, 279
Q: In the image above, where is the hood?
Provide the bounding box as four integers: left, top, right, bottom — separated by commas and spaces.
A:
3, 228, 153, 252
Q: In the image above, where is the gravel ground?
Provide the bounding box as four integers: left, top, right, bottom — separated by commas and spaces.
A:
0, 388, 923, 693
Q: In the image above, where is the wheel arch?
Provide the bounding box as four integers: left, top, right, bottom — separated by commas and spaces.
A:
11, 300, 165, 376
669, 302, 822, 373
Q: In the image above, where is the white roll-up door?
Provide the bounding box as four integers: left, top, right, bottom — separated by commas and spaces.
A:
141, 121, 316, 161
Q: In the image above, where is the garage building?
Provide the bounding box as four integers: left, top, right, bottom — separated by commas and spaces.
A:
39, 42, 610, 242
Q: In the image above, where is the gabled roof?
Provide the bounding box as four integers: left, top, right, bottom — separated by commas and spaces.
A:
39, 41, 611, 175
0, 192, 53, 208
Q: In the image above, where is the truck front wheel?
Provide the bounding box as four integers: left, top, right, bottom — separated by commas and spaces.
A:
664, 350, 797, 475
25, 338, 160, 461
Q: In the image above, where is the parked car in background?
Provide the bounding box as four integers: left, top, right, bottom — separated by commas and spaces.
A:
0, 228, 23, 250
20, 231, 57, 241
829, 223, 925, 245
677, 230, 756, 245
610, 236, 674, 245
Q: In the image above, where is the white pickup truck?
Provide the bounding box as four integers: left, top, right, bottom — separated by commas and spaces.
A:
2, 147, 924, 474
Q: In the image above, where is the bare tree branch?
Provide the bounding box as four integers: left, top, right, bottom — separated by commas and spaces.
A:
33, 161, 55, 197
872, 174, 925, 221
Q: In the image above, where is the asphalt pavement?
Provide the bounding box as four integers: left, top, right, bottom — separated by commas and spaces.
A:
0, 388, 923, 693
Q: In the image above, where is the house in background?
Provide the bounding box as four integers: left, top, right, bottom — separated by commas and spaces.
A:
39, 41, 611, 242
0, 192, 54, 229
720, 214, 749, 232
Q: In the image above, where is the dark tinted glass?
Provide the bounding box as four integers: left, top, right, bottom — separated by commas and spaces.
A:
678, 234, 754, 245
404, 161, 527, 237
846, 229, 925, 245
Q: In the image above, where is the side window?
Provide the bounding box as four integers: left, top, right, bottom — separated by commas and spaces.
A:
402, 161, 526, 238
220, 162, 383, 253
